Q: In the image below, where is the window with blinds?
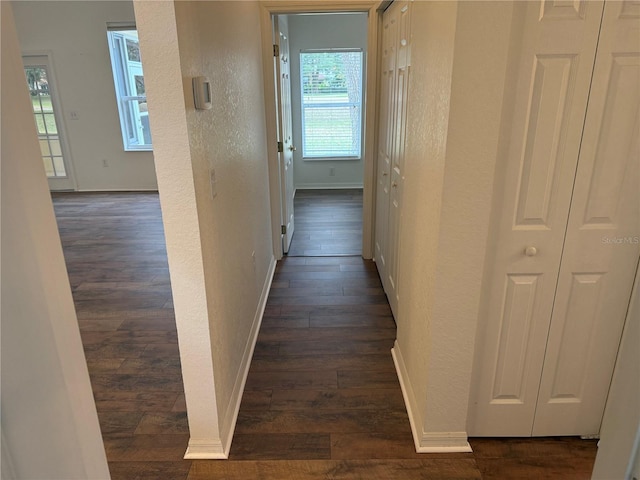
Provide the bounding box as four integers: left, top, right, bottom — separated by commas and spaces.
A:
300, 50, 363, 159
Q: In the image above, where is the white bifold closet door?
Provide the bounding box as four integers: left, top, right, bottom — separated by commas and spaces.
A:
375, 0, 411, 318
469, 0, 640, 437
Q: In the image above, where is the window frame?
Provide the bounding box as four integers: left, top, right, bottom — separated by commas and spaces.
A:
107, 27, 152, 152
299, 48, 364, 161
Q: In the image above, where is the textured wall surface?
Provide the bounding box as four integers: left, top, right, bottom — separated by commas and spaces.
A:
134, 0, 274, 457
394, 0, 514, 448
13, 1, 158, 191
425, 1, 514, 436
1, 3, 109, 477
288, 13, 368, 189
133, 0, 222, 456
174, 0, 274, 449
394, 0, 458, 446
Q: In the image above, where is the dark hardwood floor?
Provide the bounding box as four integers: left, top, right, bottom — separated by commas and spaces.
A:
53, 193, 190, 480
288, 189, 363, 256
53, 192, 597, 479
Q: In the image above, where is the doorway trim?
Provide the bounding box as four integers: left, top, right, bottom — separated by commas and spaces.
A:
259, 1, 380, 260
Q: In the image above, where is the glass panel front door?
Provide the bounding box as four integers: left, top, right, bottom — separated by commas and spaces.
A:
25, 65, 67, 177
23, 55, 75, 191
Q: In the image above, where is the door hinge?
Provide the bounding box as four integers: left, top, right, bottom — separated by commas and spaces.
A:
277, 141, 284, 153
281, 225, 287, 235
273, 44, 279, 57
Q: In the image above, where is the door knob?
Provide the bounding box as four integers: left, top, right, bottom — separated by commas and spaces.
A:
289, 145, 296, 152
525, 246, 538, 257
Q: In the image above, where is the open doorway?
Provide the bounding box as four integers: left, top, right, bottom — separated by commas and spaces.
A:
262, 4, 379, 260
279, 12, 367, 256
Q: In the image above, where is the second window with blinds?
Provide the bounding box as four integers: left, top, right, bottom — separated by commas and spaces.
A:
300, 50, 363, 160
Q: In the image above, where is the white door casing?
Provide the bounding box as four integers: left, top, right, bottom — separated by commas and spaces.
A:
259, 2, 380, 260
274, 16, 295, 254
468, 0, 605, 436
533, 0, 640, 436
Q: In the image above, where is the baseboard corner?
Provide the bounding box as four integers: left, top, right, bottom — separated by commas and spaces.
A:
416, 433, 473, 453
392, 341, 472, 454
184, 439, 227, 459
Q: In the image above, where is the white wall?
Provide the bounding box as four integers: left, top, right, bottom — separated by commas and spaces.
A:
392, 1, 514, 451
133, 0, 275, 458
1, 3, 110, 478
288, 13, 367, 189
592, 266, 640, 479
13, 1, 158, 191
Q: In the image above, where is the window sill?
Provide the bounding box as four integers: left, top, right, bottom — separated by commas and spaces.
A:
302, 156, 361, 162
124, 147, 153, 152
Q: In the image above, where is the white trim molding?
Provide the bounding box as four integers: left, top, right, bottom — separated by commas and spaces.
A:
184, 255, 277, 459
418, 432, 473, 453
295, 183, 364, 190
391, 341, 473, 453
259, 1, 379, 261
75, 188, 159, 192
184, 439, 226, 460
221, 255, 277, 456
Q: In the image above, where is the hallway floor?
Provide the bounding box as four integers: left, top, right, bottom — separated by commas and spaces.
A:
53, 192, 598, 479
288, 189, 363, 256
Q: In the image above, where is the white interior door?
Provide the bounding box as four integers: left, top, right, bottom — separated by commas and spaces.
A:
274, 16, 295, 254
533, 0, 640, 436
375, 0, 410, 317
468, 0, 605, 436
23, 55, 76, 191
374, 5, 398, 295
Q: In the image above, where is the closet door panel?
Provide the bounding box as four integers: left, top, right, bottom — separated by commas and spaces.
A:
387, 4, 410, 315
533, 1, 640, 436
374, 7, 398, 293
468, 0, 604, 436
375, 0, 411, 318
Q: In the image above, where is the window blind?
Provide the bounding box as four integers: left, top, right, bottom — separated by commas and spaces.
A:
300, 50, 363, 159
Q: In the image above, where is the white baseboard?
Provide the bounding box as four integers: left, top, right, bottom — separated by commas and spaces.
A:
391, 341, 472, 453
73, 188, 159, 192
184, 439, 226, 459
294, 183, 363, 190
418, 432, 473, 453
391, 342, 424, 452
220, 255, 277, 456
182, 256, 276, 460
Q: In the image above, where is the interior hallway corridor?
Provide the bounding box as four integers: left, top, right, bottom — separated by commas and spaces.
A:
53, 192, 597, 479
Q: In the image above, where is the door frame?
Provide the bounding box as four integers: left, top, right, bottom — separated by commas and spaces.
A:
22, 51, 78, 191
259, 1, 381, 260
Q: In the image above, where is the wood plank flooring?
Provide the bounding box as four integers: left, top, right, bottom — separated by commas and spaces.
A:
53, 192, 598, 479
53, 193, 190, 480
288, 189, 363, 256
